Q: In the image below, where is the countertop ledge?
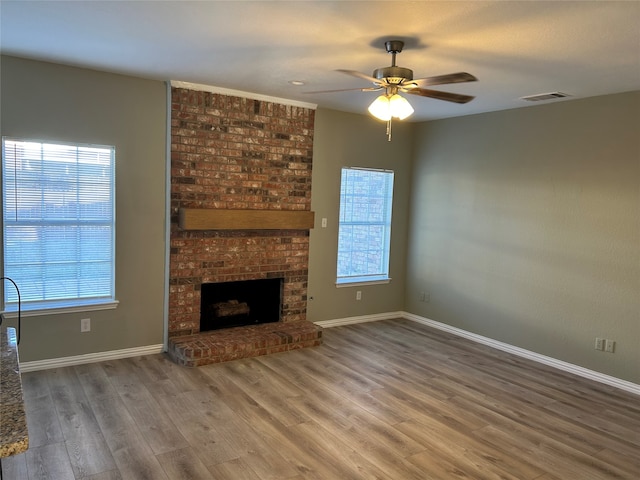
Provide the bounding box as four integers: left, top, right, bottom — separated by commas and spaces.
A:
0, 327, 29, 458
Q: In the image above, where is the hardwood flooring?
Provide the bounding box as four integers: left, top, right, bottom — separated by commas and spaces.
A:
2, 319, 639, 479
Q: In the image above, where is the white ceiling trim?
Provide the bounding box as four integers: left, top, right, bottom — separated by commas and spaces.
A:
170, 81, 317, 110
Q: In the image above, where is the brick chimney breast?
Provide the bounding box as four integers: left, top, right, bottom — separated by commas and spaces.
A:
169, 87, 315, 338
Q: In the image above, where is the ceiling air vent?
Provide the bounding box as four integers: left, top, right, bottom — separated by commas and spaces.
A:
521, 92, 571, 102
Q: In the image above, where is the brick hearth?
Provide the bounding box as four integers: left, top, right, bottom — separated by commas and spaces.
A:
168, 321, 323, 367
168, 85, 320, 365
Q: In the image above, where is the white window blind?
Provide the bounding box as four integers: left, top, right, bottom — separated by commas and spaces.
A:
2, 138, 115, 311
337, 167, 394, 285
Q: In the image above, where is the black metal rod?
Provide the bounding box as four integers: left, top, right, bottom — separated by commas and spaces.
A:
1, 277, 21, 344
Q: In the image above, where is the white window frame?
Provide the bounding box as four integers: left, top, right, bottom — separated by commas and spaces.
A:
1, 137, 118, 316
336, 167, 394, 286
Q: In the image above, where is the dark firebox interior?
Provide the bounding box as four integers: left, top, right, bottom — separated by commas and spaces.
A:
200, 278, 283, 331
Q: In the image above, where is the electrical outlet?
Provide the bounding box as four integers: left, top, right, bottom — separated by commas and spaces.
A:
80, 318, 91, 332
420, 291, 430, 303
605, 339, 615, 353
595, 337, 604, 351
356, 291, 362, 301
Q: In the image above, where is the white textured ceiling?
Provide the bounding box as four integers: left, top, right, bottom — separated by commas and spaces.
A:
1, 1, 639, 121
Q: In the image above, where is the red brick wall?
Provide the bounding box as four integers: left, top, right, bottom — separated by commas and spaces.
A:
169, 87, 315, 337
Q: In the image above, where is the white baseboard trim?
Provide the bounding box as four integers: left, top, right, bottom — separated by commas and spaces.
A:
402, 312, 640, 396
19, 314, 639, 396
314, 311, 403, 328
19, 344, 165, 373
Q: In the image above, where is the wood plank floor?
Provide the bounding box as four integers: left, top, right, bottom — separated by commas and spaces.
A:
2, 319, 639, 479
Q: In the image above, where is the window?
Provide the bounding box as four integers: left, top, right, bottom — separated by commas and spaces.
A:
2, 138, 116, 313
337, 167, 394, 285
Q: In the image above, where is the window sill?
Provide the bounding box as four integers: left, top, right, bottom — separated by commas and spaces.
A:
2, 300, 119, 318
335, 278, 391, 288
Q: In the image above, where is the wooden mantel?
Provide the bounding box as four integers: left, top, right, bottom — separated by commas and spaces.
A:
179, 208, 315, 231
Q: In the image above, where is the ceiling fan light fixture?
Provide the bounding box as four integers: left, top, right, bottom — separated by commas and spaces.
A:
368, 93, 414, 121
368, 95, 392, 121
310, 39, 476, 141
389, 94, 414, 120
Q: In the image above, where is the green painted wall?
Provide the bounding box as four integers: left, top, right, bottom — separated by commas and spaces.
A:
1, 56, 167, 361
307, 108, 413, 322
405, 92, 640, 383
3, 55, 638, 385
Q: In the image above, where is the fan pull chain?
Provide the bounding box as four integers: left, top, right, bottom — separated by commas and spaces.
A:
386, 119, 392, 141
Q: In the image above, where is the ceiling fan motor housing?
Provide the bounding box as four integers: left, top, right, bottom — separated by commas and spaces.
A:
373, 66, 414, 84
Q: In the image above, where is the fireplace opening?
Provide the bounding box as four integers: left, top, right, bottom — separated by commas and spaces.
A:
200, 278, 283, 331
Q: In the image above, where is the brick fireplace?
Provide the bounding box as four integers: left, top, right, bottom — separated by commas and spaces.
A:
167, 85, 322, 366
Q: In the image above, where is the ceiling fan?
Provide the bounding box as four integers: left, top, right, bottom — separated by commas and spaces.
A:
307, 40, 477, 140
